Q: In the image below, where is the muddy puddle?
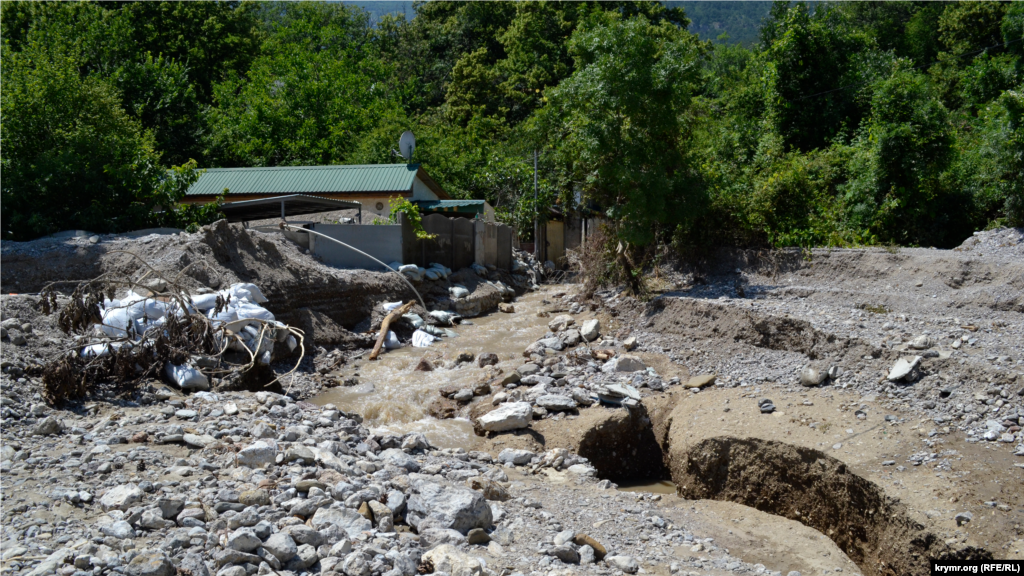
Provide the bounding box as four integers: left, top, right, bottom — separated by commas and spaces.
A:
311, 286, 561, 449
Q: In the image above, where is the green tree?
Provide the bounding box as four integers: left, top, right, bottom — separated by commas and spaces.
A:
842, 68, 963, 246
761, 3, 876, 151
115, 1, 262, 104
0, 40, 196, 240
540, 14, 706, 248
206, 3, 405, 167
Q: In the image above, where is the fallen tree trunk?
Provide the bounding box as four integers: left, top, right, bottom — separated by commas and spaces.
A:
368, 300, 415, 361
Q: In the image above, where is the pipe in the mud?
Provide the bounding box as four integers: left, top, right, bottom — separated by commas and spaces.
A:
280, 223, 428, 311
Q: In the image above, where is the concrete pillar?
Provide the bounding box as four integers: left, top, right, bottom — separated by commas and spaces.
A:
474, 220, 486, 265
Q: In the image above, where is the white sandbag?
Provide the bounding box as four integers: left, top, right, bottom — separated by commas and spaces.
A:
382, 301, 404, 312
208, 306, 238, 324
387, 261, 404, 271
402, 313, 424, 328
421, 324, 448, 338
230, 283, 269, 304
429, 310, 456, 325
424, 269, 441, 281
97, 307, 133, 338
164, 363, 209, 391
383, 330, 401, 350
449, 285, 470, 299
412, 329, 435, 348
80, 342, 130, 358
235, 301, 275, 322
285, 335, 298, 351
191, 293, 220, 310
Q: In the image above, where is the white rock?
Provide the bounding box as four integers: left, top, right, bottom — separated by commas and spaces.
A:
310, 507, 371, 538
379, 448, 420, 472
341, 551, 370, 576
497, 448, 535, 465
580, 319, 600, 342
236, 441, 276, 468
601, 354, 646, 373
547, 314, 575, 332
100, 484, 143, 511
535, 394, 576, 411
421, 544, 485, 576
606, 555, 639, 574
407, 480, 493, 534
99, 520, 134, 540
477, 402, 532, 432
225, 528, 261, 552
887, 356, 922, 381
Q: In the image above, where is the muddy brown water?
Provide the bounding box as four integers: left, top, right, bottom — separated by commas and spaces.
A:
311, 286, 559, 448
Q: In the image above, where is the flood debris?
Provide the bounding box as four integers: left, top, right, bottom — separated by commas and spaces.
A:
36, 254, 304, 404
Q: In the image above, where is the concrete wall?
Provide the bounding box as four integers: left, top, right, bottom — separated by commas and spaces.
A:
310, 214, 513, 272
452, 218, 475, 270
420, 213, 453, 269
309, 223, 404, 270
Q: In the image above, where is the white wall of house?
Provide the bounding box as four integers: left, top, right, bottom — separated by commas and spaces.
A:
360, 175, 441, 222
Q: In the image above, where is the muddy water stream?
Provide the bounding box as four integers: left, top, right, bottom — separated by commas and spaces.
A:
311, 286, 560, 449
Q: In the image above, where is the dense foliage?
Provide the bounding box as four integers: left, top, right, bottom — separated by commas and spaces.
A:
2, 1, 1022, 248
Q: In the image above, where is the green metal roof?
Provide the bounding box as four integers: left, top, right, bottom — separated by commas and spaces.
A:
186, 164, 422, 197
414, 199, 486, 214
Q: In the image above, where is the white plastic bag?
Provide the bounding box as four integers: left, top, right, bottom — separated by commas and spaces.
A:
412, 329, 435, 348
382, 301, 404, 312
164, 363, 209, 391
383, 330, 401, 350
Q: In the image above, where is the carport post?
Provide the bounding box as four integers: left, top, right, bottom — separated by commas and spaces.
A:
281, 199, 286, 221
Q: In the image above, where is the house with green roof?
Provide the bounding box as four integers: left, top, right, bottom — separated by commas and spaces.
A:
181, 163, 455, 221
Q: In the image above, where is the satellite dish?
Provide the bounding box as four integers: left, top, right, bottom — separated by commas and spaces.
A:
399, 131, 415, 162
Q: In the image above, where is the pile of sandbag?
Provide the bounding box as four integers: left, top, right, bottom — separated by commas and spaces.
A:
85, 282, 297, 391
387, 262, 451, 282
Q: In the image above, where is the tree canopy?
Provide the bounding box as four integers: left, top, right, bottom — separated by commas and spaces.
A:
2, 1, 1022, 247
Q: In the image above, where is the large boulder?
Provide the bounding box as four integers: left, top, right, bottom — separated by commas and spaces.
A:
407, 480, 492, 534
580, 319, 600, 342
125, 551, 174, 576
477, 402, 532, 432
547, 315, 575, 332
100, 484, 143, 512
310, 507, 372, 538
601, 354, 646, 373
261, 533, 298, 563
536, 395, 576, 412
236, 441, 276, 468
379, 448, 420, 472
420, 544, 485, 576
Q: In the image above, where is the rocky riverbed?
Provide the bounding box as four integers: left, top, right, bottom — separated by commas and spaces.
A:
0, 387, 795, 576
3, 226, 1023, 576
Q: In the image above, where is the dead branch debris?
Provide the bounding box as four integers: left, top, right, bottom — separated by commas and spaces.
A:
37, 251, 304, 405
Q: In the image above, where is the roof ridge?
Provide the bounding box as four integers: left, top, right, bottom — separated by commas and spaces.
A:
201, 163, 419, 172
